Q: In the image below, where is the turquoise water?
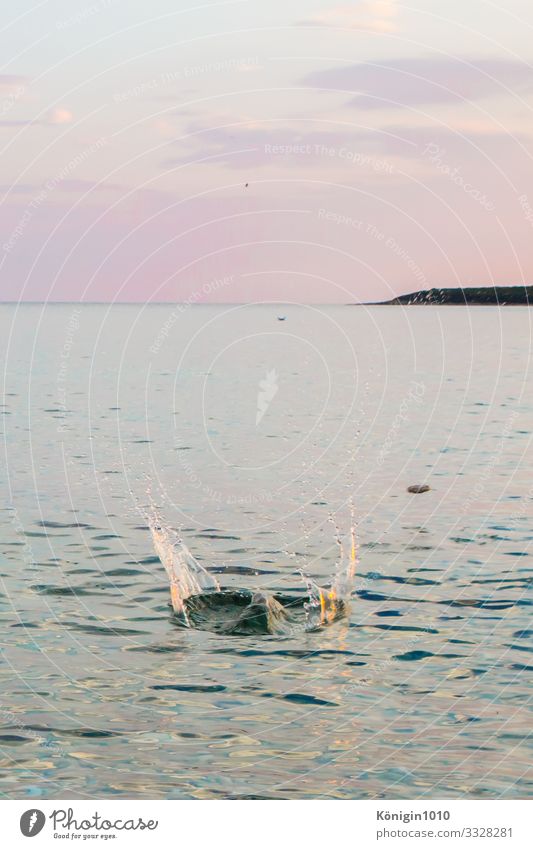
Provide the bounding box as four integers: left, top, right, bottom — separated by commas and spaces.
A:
0, 304, 531, 799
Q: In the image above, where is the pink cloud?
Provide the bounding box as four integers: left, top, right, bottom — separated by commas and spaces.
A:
298, 1, 399, 33
0, 75, 27, 90
303, 56, 533, 108
47, 107, 73, 125
163, 121, 412, 171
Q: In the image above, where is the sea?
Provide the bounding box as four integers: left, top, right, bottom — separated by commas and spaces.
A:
0, 303, 531, 799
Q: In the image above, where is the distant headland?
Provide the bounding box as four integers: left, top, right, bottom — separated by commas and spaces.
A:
365, 286, 533, 305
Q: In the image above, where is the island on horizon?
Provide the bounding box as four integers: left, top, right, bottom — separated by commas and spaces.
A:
364, 285, 533, 306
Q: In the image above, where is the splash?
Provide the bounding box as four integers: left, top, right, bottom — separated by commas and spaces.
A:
333, 501, 358, 597
148, 510, 219, 626
149, 506, 357, 636
301, 505, 358, 631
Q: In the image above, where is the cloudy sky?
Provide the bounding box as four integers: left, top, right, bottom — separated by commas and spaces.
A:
1, 0, 533, 302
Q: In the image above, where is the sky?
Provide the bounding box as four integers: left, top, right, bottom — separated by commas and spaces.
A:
1, 0, 533, 303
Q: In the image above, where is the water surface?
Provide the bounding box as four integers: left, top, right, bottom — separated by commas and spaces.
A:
0, 304, 531, 799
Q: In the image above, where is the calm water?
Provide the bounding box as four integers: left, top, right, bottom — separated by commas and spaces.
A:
0, 303, 531, 799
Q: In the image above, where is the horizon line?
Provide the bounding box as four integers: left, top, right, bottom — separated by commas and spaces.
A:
1, 283, 531, 307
